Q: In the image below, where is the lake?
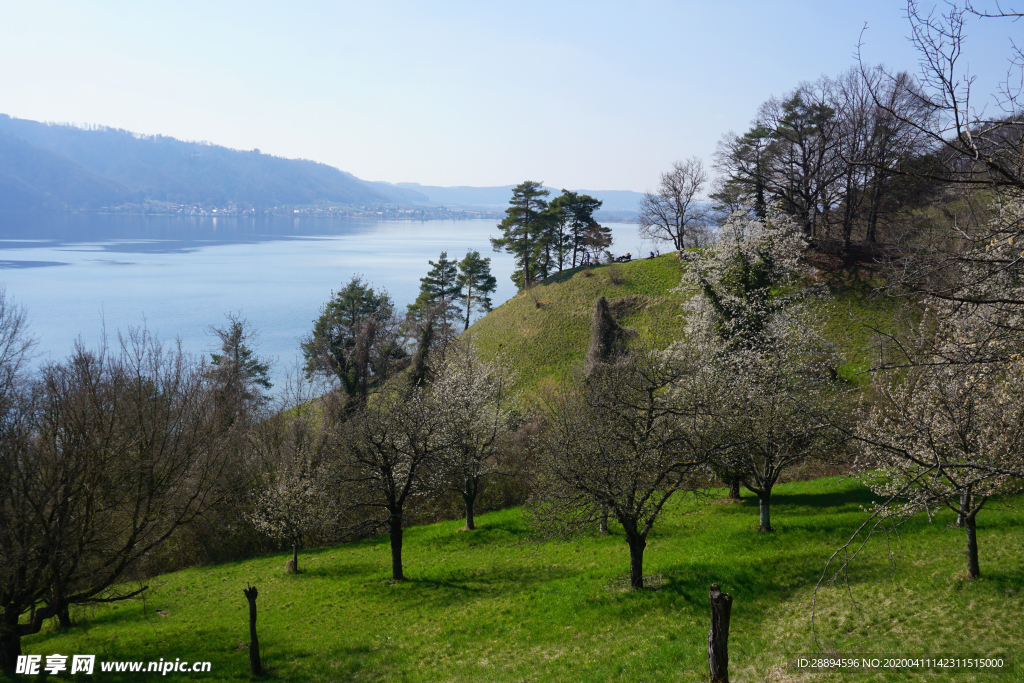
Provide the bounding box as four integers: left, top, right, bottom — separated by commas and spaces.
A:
0, 213, 650, 388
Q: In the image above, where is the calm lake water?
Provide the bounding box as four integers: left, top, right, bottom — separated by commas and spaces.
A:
0, 213, 648, 389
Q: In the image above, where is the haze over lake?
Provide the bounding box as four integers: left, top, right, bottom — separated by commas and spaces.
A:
0, 213, 648, 388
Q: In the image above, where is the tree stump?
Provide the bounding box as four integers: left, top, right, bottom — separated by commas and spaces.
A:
708, 583, 732, 683
243, 585, 261, 675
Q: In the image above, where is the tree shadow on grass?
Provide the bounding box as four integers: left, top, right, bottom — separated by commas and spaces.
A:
567, 548, 893, 628
413, 514, 530, 551
677, 555, 822, 597
390, 565, 578, 601
540, 265, 590, 286
977, 568, 1024, 592
262, 644, 380, 683
747, 487, 877, 512
285, 560, 382, 579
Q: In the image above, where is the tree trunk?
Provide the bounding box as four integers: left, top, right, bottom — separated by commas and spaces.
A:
965, 513, 980, 579
758, 489, 772, 532
243, 585, 261, 676
0, 614, 22, 673
0, 601, 62, 671
599, 505, 609, 534
292, 542, 299, 573
627, 534, 646, 589
57, 605, 72, 630
708, 583, 733, 683
462, 488, 476, 531
389, 511, 405, 581
957, 490, 970, 527
842, 177, 856, 251
866, 174, 886, 245
728, 478, 741, 501
524, 236, 532, 288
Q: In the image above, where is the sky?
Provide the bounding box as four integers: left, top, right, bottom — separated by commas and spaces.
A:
0, 0, 1019, 192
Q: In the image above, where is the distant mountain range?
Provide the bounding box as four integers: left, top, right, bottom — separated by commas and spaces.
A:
378, 183, 645, 213
0, 115, 644, 216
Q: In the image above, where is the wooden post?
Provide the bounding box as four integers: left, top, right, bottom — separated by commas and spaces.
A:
243, 585, 261, 675
708, 583, 732, 683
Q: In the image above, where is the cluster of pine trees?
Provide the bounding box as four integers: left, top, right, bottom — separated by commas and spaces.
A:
490, 181, 611, 289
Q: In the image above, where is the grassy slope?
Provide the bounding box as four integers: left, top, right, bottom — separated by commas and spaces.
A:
21, 478, 1024, 682
469, 255, 899, 399
467, 255, 688, 400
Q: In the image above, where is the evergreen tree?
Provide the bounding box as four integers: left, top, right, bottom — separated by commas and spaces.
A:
301, 276, 400, 402
209, 314, 272, 411
408, 311, 436, 389
409, 251, 461, 338
712, 125, 772, 220
543, 194, 573, 272
491, 181, 549, 289
456, 250, 497, 331
561, 191, 604, 267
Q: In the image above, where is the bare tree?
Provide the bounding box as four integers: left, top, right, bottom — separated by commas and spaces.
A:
887, 196, 1024, 339
0, 288, 34, 399
533, 345, 723, 589
1, 330, 231, 670
639, 157, 710, 252
860, 1, 1024, 193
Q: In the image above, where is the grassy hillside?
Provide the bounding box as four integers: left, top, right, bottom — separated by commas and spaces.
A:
468, 255, 686, 399
20, 478, 1023, 682
468, 254, 900, 399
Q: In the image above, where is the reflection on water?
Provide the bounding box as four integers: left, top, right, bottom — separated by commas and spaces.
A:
0, 212, 648, 390
0, 260, 69, 269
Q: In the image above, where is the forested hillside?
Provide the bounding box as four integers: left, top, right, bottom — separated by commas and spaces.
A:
0, 131, 137, 210
0, 115, 397, 209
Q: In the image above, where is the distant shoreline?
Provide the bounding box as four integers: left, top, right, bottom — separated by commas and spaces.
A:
0, 207, 638, 223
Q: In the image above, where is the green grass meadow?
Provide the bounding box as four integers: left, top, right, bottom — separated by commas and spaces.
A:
18, 477, 1024, 682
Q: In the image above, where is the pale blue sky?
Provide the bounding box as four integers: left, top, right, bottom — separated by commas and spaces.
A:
0, 1, 1017, 191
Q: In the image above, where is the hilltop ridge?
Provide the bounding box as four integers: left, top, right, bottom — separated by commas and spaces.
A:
0, 115, 644, 218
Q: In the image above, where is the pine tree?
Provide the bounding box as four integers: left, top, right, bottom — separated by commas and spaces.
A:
456, 250, 497, 331
491, 181, 549, 289
209, 314, 272, 411
543, 195, 573, 272
553, 191, 604, 268
409, 251, 461, 336
301, 276, 399, 402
